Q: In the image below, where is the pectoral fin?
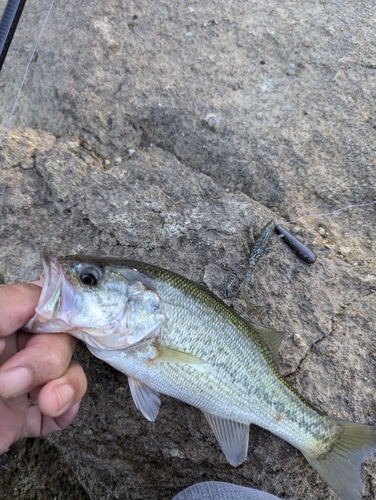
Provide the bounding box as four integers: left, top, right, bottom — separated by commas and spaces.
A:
151, 345, 205, 365
203, 411, 250, 467
250, 322, 285, 358
128, 377, 161, 422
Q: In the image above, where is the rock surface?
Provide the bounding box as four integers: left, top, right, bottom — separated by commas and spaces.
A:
0, 437, 89, 500
1, 128, 376, 500
0, 0, 375, 499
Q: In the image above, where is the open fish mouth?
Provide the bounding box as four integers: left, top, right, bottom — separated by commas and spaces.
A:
24, 253, 76, 333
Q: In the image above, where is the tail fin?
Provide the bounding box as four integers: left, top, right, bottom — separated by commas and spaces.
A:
302, 417, 376, 500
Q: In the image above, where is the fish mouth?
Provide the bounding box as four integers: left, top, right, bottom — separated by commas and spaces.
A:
24, 253, 76, 333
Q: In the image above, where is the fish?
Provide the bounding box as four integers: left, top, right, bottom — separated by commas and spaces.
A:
24, 252, 376, 500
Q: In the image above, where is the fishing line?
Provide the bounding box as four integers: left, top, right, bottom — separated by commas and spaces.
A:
277, 200, 376, 226
0, 0, 55, 146
274, 200, 376, 263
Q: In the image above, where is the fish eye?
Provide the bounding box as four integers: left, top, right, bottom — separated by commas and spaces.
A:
79, 265, 103, 287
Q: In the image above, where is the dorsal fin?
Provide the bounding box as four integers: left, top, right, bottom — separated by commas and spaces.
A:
250, 322, 285, 359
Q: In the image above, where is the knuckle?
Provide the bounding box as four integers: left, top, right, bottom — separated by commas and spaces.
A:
68, 361, 88, 395
48, 349, 69, 372
34, 349, 69, 381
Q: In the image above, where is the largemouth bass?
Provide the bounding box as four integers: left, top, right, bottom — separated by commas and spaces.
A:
24, 253, 376, 500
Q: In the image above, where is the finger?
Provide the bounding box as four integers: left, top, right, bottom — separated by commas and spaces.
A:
0, 338, 5, 356
24, 401, 81, 438
42, 402, 81, 436
0, 332, 19, 366
0, 396, 28, 454
0, 283, 41, 337
0, 333, 77, 398
38, 361, 87, 417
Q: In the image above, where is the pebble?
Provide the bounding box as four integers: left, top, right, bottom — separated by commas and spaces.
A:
203, 19, 221, 27
293, 334, 307, 347
202, 113, 220, 131
317, 227, 326, 236
339, 246, 350, 256
65, 138, 80, 149
285, 63, 296, 76
319, 248, 332, 258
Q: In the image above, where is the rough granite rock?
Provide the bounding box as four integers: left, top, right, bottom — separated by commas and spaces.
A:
0, 0, 375, 499
1, 129, 375, 500
0, 0, 375, 263
0, 437, 89, 500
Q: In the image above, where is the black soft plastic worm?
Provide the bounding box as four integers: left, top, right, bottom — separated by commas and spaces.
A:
275, 224, 317, 264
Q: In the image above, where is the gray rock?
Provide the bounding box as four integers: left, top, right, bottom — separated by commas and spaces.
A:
202, 113, 220, 132
285, 63, 296, 76
1, 0, 374, 267
1, 129, 375, 500
0, 0, 375, 498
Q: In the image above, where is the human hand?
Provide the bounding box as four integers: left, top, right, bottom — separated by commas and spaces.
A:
0, 283, 87, 454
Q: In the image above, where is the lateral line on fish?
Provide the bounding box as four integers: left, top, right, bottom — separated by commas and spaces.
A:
0, 0, 56, 146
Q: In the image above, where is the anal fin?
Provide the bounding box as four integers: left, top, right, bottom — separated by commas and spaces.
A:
203, 411, 250, 467
128, 377, 161, 422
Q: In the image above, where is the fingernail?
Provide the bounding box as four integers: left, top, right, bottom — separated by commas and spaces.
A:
0, 367, 32, 398
55, 384, 75, 411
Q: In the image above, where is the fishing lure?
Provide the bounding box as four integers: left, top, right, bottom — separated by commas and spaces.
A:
275, 224, 317, 264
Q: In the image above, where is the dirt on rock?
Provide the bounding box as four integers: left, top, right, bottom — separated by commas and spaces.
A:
0, 437, 89, 500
